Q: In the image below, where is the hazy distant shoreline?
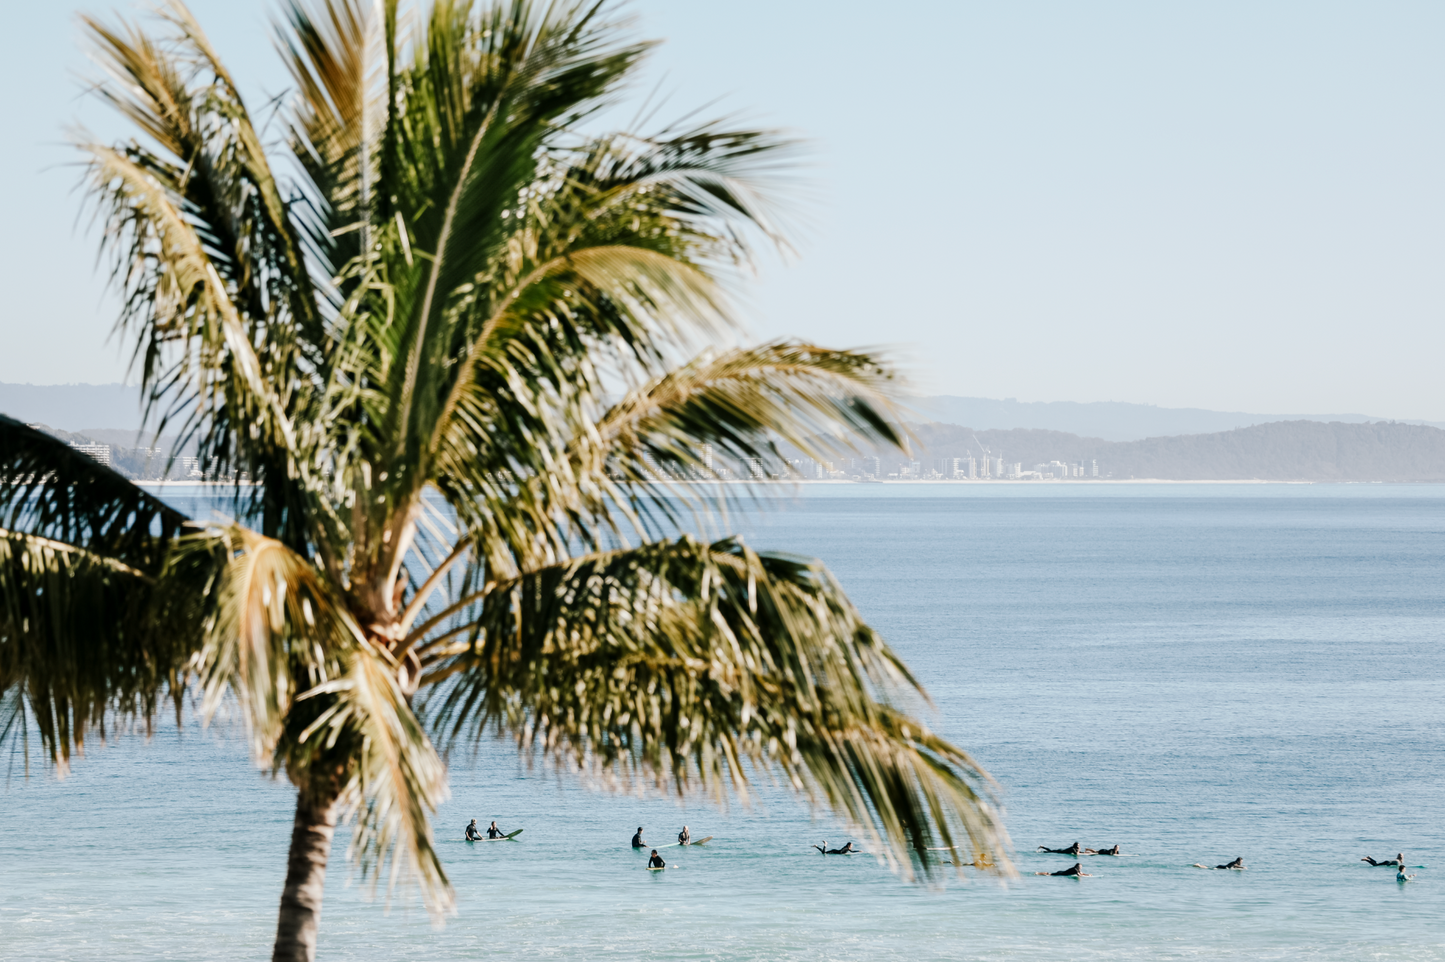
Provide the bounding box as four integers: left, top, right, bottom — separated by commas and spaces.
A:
132, 478, 1402, 488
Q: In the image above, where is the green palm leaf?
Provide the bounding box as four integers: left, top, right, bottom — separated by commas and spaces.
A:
424, 535, 1007, 878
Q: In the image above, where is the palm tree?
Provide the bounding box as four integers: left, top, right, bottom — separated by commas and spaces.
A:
0, 1, 1008, 960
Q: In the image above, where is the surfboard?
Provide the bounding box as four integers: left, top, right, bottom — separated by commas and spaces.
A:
647, 865, 675, 871
485, 829, 523, 841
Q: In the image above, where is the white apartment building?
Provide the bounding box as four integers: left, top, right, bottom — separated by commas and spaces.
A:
68, 441, 112, 467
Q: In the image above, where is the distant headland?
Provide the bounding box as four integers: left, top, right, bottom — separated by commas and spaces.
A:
8, 382, 1445, 483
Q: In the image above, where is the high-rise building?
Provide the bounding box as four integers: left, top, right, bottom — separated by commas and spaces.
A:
1091, 460, 1099, 477
68, 441, 112, 467
746, 457, 764, 479
788, 458, 826, 479
701, 443, 714, 471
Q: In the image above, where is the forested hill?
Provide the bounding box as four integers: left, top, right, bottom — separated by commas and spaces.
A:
905, 420, 1445, 481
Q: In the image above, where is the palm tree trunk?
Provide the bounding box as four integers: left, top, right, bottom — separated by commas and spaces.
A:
272, 789, 342, 962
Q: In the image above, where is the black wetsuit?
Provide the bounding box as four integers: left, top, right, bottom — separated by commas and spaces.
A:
632, 832, 646, 848
648, 853, 666, 869
1038, 842, 1082, 856
1051, 863, 1084, 876
678, 830, 691, 845
465, 824, 482, 841
1215, 858, 1244, 870
487, 826, 505, 839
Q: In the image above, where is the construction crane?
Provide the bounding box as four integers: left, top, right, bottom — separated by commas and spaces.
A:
971, 434, 1001, 478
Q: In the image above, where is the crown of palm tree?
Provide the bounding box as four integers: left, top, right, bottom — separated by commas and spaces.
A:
0, 2, 1008, 959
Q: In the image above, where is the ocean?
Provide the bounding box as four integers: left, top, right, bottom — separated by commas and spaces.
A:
4, 483, 1443, 960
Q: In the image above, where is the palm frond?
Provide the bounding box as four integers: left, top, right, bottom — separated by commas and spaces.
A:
0, 416, 203, 771
380, 0, 651, 486
277, 0, 397, 273
425, 535, 1010, 878
589, 340, 904, 480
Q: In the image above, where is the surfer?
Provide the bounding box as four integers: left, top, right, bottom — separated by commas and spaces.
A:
465, 819, 483, 841
648, 850, 666, 869
678, 825, 691, 845
827, 842, 856, 855
631, 827, 647, 849
1397, 866, 1416, 882
1035, 862, 1090, 877
1087, 845, 1121, 856
1037, 842, 1082, 855
1362, 853, 1404, 867
486, 820, 506, 839
1214, 857, 1245, 870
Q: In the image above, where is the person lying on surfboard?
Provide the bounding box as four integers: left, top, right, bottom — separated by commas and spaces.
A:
648, 850, 666, 869
486, 821, 507, 839
1362, 853, 1404, 867
678, 825, 690, 845
1087, 845, 1122, 856
1192, 857, 1245, 870
465, 819, 483, 841
813, 841, 856, 855
1037, 842, 1082, 855
631, 827, 647, 848
1035, 862, 1090, 877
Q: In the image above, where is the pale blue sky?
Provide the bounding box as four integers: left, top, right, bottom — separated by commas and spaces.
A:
4, 1, 1443, 418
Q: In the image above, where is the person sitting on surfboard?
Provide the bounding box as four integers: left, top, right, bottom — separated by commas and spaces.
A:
1035, 862, 1090, 877
465, 819, 483, 841
1037, 842, 1082, 855
486, 820, 506, 839
631, 827, 647, 848
678, 826, 691, 845
648, 850, 666, 869
1362, 853, 1404, 867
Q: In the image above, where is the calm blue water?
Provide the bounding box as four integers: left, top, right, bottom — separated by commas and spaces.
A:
5, 484, 1444, 960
